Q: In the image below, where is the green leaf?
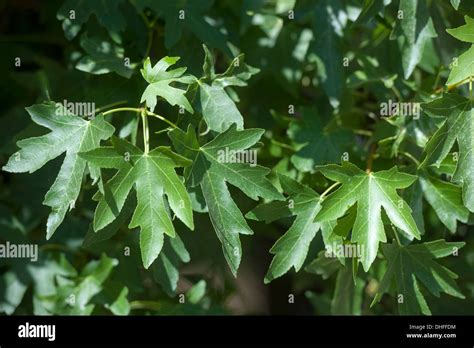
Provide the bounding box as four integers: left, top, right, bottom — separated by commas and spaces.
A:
450, 0, 474, 16
81, 253, 118, 282
2, 102, 114, 238
76, 34, 134, 78
372, 240, 465, 315
305, 251, 341, 280
315, 162, 421, 271
198, 46, 259, 132
250, 174, 322, 283
446, 45, 474, 87
135, 0, 231, 55
57, 0, 126, 40
403, 179, 425, 235
169, 125, 283, 275
105, 287, 130, 316
199, 83, 243, 132
331, 264, 364, 315
83, 194, 136, 247
419, 171, 469, 233
245, 200, 292, 224
186, 280, 206, 304
80, 137, 194, 268
390, 0, 437, 79
0, 270, 29, 315
446, 16, 474, 43
420, 94, 474, 211
35, 254, 119, 315
140, 56, 195, 113
288, 108, 352, 172
153, 233, 190, 296
248, 174, 348, 283
353, 0, 385, 26
205, 48, 260, 88
310, 0, 345, 106
62, 255, 117, 315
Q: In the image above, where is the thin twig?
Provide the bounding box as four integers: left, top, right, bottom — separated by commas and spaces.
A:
320, 182, 341, 200
366, 143, 377, 173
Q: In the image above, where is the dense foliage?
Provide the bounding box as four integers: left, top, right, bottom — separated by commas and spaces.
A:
1, 0, 474, 315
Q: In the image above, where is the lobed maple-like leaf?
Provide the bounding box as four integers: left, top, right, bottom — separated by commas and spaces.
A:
390, 0, 437, 79
247, 174, 347, 283
140, 56, 195, 113
310, 0, 345, 107
354, 0, 385, 26
57, 0, 126, 40
152, 233, 190, 296
135, 0, 231, 55
446, 16, 474, 86
420, 94, 474, 212
446, 45, 474, 87
76, 34, 134, 78
80, 137, 194, 269
2, 102, 114, 238
419, 170, 469, 233
198, 45, 259, 132
248, 174, 322, 283
446, 15, 474, 43
169, 124, 283, 275
315, 162, 421, 271
306, 250, 364, 315
288, 108, 352, 172
372, 240, 465, 315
